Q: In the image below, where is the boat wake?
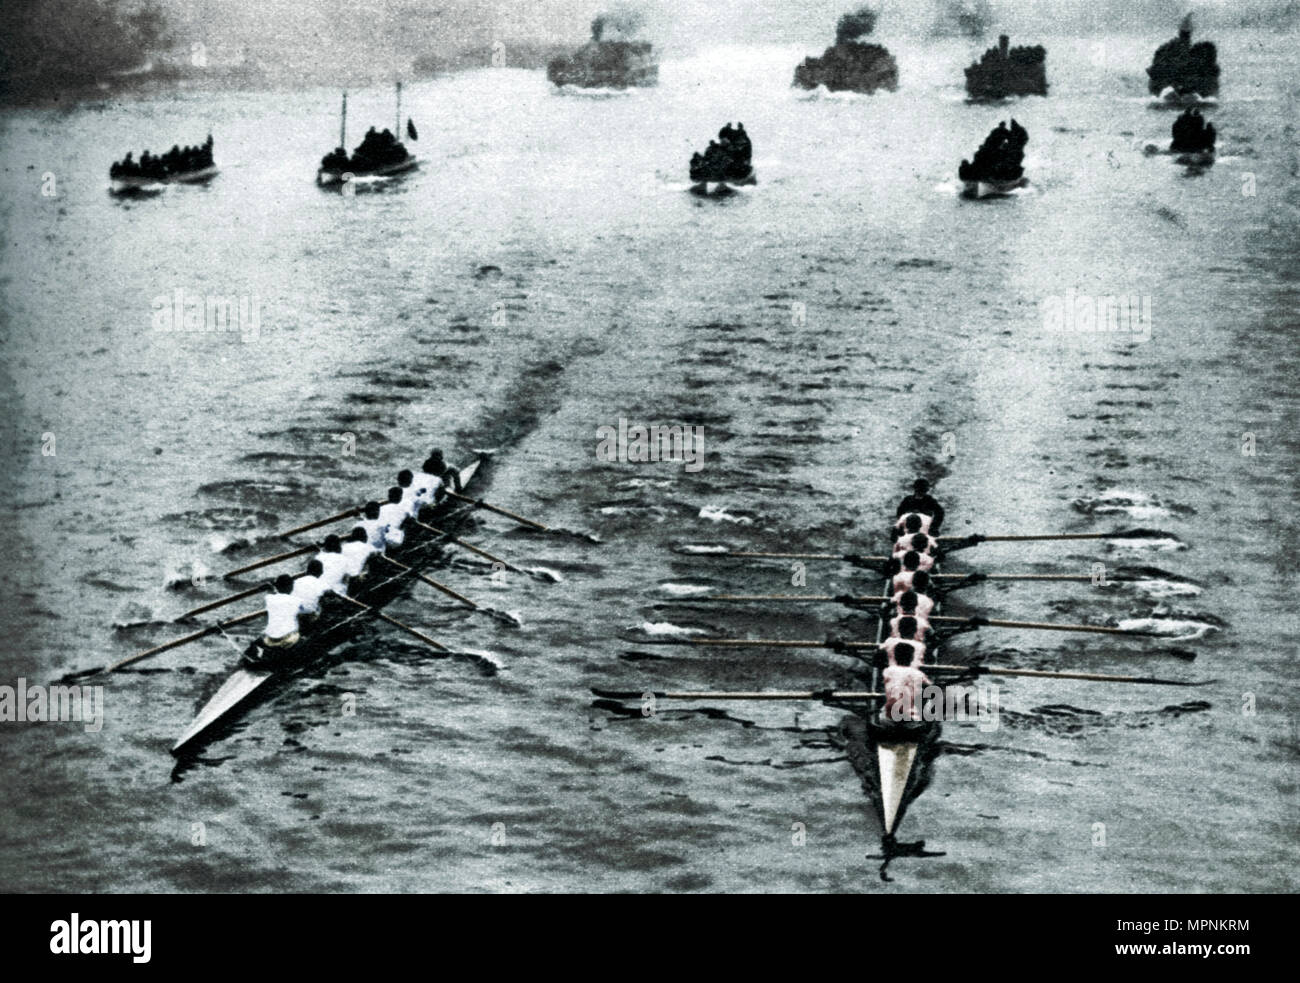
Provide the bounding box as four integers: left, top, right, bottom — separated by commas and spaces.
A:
697, 505, 754, 525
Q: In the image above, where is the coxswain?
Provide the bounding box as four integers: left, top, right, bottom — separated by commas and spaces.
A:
880, 645, 932, 724
895, 478, 945, 533
315, 535, 350, 594
341, 526, 376, 581
426, 448, 462, 493
358, 501, 387, 550
377, 487, 408, 547
291, 559, 330, 617
263, 574, 304, 646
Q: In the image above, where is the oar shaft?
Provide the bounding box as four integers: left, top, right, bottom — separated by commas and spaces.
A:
932, 573, 1096, 582
930, 616, 1141, 636
634, 637, 875, 649
223, 545, 313, 580
933, 664, 1196, 686
378, 554, 477, 608
938, 533, 1114, 542
594, 689, 883, 701
702, 594, 888, 603
108, 610, 262, 673
412, 519, 516, 569
445, 491, 547, 531
279, 507, 362, 539
339, 595, 449, 652
720, 552, 888, 561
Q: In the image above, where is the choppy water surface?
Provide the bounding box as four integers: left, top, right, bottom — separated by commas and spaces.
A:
1, 34, 1297, 892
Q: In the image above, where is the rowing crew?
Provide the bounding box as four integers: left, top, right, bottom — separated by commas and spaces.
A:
879, 479, 980, 724
253, 450, 462, 658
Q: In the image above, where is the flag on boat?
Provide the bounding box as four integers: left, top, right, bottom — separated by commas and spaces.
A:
407, 119, 418, 141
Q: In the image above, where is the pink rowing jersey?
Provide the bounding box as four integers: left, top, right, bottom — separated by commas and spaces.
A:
879, 637, 926, 666
889, 615, 930, 642
882, 665, 932, 722
894, 512, 933, 536
892, 591, 935, 621
893, 534, 938, 557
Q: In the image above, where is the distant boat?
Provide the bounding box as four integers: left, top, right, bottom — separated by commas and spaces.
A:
963, 35, 1047, 101
546, 17, 658, 89
1146, 16, 1220, 99
109, 135, 217, 194
689, 123, 756, 196
317, 84, 418, 189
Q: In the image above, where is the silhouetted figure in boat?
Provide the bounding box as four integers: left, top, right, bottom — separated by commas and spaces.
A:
690, 122, 753, 183
1170, 107, 1216, 153
958, 118, 1028, 184
1147, 14, 1220, 97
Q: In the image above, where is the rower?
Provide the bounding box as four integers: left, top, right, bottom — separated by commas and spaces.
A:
879, 635, 926, 669
425, 448, 462, 493
890, 552, 934, 594
263, 574, 304, 648
340, 527, 376, 582
896, 478, 945, 533
893, 588, 935, 623
291, 560, 330, 618
880, 645, 933, 724
315, 535, 351, 595
890, 613, 986, 646
411, 456, 447, 515
358, 501, 387, 550
377, 487, 408, 547
395, 470, 424, 520
893, 530, 939, 558
894, 512, 932, 537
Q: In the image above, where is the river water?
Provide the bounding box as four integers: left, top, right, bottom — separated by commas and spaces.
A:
0, 33, 1296, 892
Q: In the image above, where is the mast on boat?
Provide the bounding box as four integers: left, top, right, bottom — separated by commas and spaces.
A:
340, 91, 348, 149
395, 81, 402, 138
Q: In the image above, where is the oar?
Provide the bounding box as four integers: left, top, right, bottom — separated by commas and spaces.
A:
58, 611, 263, 683
175, 578, 301, 621
930, 664, 1207, 686
714, 551, 890, 562
626, 636, 875, 650
278, 507, 363, 539
593, 687, 883, 701
696, 594, 889, 603
375, 554, 478, 609
929, 615, 1159, 637
411, 518, 524, 573
338, 595, 451, 652
444, 491, 548, 531
936, 530, 1157, 543
222, 545, 314, 581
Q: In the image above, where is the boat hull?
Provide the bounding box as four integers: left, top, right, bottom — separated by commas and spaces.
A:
317, 156, 419, 187
689, 168, 757, 197
110, 165, 219, 194
171, 456, 483, 755
963, 175, 1028, 199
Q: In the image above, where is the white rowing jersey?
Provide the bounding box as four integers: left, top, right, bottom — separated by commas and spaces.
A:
889, 615, 930, 642
316, 551, 350, 593
894, 512, 933, 536
412, 471, 443, 511
892, 590, 935, 621
891, 570, 921, 594
266, 592, 303, 637
399, 485, 424, 520
340, 540, 374, 577
291, 574, 329, 615
359, 517, 387, 550
377, 502, 407, 546
879, 637, 926, 666
882, 665, 932, 723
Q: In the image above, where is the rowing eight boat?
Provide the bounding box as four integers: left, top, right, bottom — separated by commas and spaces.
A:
171, 455, 484, 755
